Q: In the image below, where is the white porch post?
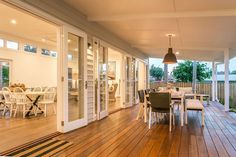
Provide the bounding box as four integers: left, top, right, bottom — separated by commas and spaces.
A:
212, 62, 216, 101
192, 61, 197, 93
224, 49, 230, 111
164, 64, 168, 83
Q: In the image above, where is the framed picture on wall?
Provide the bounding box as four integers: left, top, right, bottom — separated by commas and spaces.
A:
108, 61, 116, 80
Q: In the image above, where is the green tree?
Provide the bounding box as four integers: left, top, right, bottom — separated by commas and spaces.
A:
172, 61, 211, 82
231, 70, 236, 74
150, 65, 164, 81
2, 66, 9, 86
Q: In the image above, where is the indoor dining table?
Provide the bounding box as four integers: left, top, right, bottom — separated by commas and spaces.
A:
145, 91, 185, 127
25, 91, 45, 116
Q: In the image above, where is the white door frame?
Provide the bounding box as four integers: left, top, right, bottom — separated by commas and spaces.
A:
57, 26, 88, 133
96, 40, 109, 119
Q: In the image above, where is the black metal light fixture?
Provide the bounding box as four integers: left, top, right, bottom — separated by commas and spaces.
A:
163, 34, 177, 64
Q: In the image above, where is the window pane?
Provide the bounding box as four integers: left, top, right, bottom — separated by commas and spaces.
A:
68, 54, 73, 60
0, 39, 3, 47
51, 51, 57, 57
41, 48, 50, 56
24, 44, 37, 53
6, 41, 18, 50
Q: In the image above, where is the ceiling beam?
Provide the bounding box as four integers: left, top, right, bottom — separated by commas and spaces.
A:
131, 45, 225, 52
88, 10, 236, 21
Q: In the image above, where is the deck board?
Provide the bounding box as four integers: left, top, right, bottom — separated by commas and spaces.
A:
52, 102, 236, 157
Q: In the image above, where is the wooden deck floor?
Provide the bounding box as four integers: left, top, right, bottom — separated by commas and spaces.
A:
52, 102, 236, 157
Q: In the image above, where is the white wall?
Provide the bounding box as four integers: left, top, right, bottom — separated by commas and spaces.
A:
108, 48, 122, 97
138, 61, 146, 90
0, 48, 57, 88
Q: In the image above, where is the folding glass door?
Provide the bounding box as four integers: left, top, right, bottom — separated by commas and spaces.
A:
59, 26, 87, 132
97, 43, 108, 119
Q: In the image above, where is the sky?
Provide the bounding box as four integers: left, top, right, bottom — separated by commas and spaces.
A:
149, 57, 236, 73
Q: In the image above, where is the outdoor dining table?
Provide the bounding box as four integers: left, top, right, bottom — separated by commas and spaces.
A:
25, 91, 45, 116
145, 91, 185, 127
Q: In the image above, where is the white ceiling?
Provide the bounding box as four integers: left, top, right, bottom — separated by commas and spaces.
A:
64, 0, 236, 62
0, 3, 57, 46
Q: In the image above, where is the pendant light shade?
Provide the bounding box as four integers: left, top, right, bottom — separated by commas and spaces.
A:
163, 35, 177, 64
163, 48, 177, 64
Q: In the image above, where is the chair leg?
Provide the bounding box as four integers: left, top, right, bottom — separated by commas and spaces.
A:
2, 105, 6, 116
14, 106, 18, 117
173, 108, 175, 126
136, 103, 143, 120
169, 108, 172, 132
10, 104, 13, 117
44, 104, 47, 117
144, 104, 147, 123
149, 107, 152, 129
185, 110, 188, 124
53, 104, 56, 114
23, 105, 26, 118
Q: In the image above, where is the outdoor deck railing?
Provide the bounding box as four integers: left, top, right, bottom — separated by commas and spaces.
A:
150, 81, 236, 108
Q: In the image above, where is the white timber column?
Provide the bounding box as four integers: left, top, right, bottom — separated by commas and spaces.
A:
215, 64, 218, 101
211, 62, 216, 101
224, 49, 230, 111
164, 64, 168, 83
192, 61, 197, 93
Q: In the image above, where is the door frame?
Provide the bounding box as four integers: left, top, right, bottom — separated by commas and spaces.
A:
58, 26, 88, 133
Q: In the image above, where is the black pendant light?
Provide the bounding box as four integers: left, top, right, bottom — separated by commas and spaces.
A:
163, 34, 177, 64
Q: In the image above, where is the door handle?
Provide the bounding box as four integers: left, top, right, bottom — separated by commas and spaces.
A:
85, 81, 88, 89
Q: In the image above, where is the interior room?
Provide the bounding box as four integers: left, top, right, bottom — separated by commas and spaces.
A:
0, 3, 58, 152
107, 48, 123, 113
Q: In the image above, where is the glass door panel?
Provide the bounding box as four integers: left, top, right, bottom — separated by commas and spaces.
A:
124, 56, 134, 107
98, 45, 108, 119
67, 33, 84, 122
60, 26, 87, 132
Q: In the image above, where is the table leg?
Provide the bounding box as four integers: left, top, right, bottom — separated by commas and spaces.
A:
144, 103, 147, 123
181, 97, 184, 126
200, 96, 203, 104
25, 95, 43, 117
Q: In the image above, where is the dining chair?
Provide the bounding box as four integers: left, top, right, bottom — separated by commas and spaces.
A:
37, 87, 56, 117
1, 87, 15, 116
136, 90, 145, 120
13, 87, 32, 118
149, 92, 175, 131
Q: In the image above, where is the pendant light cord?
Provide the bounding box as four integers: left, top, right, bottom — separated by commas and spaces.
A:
169, 35, 172, 47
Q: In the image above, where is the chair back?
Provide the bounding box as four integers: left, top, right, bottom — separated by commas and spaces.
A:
42, 87, 56, 102
144, 89, 150, 95
13, 87, 27, 104
33, 87, 42, 92
149, 92, 171, 110
2, 87, 14, 103
138, 90, 145, 103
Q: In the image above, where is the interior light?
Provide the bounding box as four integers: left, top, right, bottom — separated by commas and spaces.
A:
11, 19, 17, 24
41, 38, 46, 42
175, 51, 180, 55
67, 39, 71, 43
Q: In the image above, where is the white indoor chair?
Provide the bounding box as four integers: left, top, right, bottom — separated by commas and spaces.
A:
1, 87, 15, 116
37, 87, 56, 117
13, 87, 32, 118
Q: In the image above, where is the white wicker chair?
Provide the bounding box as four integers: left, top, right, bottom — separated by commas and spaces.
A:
13, 87, 32, 118
37, 87, 56, 117
1, 87, 15, 116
